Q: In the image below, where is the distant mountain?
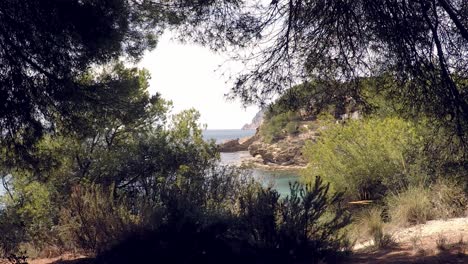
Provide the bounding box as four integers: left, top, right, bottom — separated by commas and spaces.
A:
242, 109, 264, 130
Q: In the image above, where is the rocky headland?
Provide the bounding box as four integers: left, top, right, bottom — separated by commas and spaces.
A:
241, 109, 264, 130
218, 128, 317, 170
218, 106, 324, 169
217, 134, 258, 152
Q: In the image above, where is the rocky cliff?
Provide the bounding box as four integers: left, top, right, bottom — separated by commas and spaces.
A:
246, 129, 318, 168
217, 135, 258, 152
241, 109, 264, 130
217, 127, 317, 168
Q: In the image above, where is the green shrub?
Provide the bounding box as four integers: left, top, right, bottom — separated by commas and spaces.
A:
260, 111, 300, 143
59, 185, 139, 253
0, 175, 56, 256
285, 121, 299, 135
238, 176, 350, 258
387, 185, 433, 226
302, 117, 421, 201
94, 176, 351, 264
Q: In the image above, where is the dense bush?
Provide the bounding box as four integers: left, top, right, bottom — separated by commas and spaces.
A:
260, 111, 301, 143
265, 81, 363, 121
302, 117, 421, 201
59, 185, 139, 253
94, 176, 351, 264
0, 65, 220, 257
430, 179, 467, 219
0, 175, 57, 256
0, 207, 27, 256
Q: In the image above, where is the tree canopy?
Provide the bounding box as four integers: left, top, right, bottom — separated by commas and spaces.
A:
2, 0, 466, 144
0, 0, 159, 147
0, 0, 245, 147
209, 0, 468, 139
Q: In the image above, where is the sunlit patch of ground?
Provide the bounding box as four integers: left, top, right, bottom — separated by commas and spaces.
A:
350, 217, 468, 263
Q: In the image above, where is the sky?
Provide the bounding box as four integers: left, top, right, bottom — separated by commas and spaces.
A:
138, 33, 260, 129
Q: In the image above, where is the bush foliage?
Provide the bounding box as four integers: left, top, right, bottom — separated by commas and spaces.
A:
0, 65, 352, 263
94, 176, 350, 264
260, 111, 301, 143
302, 117, 421, 201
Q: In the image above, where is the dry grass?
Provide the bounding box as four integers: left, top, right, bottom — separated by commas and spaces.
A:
435, 233, 448, 251
352, 207, 396, 249
430, 179, 468, 220
387, 185, 433, 227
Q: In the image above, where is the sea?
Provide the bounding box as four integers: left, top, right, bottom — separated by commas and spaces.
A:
202, 129, 257, 144
203, 129, 299, 196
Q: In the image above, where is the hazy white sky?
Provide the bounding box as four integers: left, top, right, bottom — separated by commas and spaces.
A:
138, 33, 259, 129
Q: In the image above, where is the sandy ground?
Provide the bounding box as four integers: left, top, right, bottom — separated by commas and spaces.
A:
351, 217, 468, 263
392, 217, 468, 242
29, 254, 92, 264
0, 254, 91, 264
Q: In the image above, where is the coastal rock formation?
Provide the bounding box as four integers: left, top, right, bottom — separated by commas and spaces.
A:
248, 131, 317, 167
241, 109, 264, 130
218, 125, 318, 167
218, 135, 258, 152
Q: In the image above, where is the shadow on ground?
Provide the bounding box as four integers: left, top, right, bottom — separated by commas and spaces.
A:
44, 250, 467, 264
49, 258, 93, 264
350, 243, 467, 264
27, 241, 467, 264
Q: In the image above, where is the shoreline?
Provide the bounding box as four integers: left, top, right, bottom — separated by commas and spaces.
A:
220, 150, 307, 171
241, 158, 307, 171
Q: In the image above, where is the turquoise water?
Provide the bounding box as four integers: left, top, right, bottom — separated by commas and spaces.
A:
252, 169, 300, 197
219, 151, 300, 197
204, 129, 300, 197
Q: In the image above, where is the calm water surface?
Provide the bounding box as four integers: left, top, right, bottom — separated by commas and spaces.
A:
203, 129, 256, 143
219, 151, 300, 196
252, 169, 300, 197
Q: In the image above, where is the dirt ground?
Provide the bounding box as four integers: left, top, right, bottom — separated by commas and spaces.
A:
28, 255, 92, 264
3, 217, 467, 264
350, 217, 468, 263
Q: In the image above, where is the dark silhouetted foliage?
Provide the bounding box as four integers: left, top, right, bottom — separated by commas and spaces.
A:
94, 176, 350, 264
0, 0, 162, 148
199, 1, 468, 140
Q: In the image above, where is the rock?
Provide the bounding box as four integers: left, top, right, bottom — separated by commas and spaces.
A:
218, 139, 245, 152
221, 118, 318, 168
248, 131, 317, 166
218, 135, 257, 152
241, 109, 265, 130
